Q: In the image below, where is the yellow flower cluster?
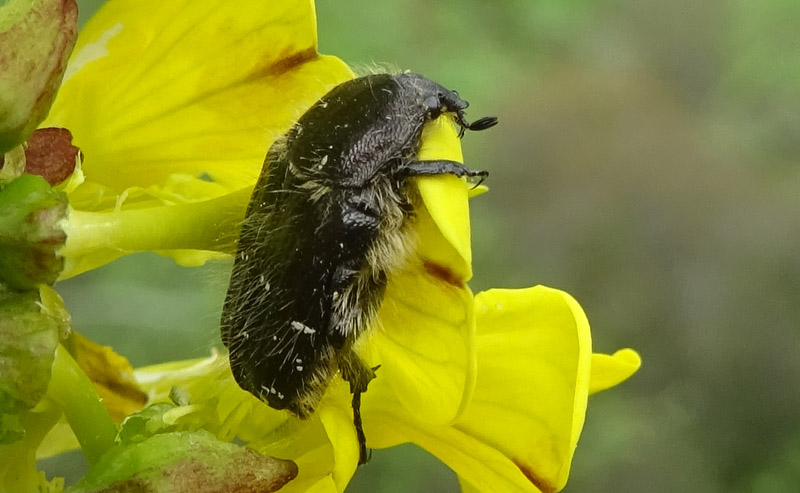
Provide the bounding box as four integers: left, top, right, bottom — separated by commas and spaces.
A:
29, 0, 641, 491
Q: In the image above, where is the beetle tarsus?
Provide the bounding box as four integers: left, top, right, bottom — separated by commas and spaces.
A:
353, 391, 371, 465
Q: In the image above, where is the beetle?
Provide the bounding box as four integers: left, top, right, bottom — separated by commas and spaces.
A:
220, 72, 497, 464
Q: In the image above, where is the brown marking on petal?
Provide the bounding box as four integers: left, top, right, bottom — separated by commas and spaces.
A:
23, 127, 80, 185
513, 459, 558, 493
261, 47, 318, 78
424, 261, 465, 288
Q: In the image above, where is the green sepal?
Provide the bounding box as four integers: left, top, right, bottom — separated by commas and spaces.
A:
0, 174, 67, 290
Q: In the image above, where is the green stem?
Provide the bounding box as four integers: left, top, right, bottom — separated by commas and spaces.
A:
47, 345, 117, 465
60, 186, 252, 277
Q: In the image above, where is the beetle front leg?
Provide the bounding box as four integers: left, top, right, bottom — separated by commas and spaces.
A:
397, 159, 488, 187
397, 159, 488, 179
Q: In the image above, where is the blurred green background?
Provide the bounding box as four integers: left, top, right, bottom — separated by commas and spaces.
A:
49, 0, 800, 491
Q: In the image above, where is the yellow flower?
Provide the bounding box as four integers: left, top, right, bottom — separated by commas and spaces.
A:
41, 0, 641, 491
46, 0, 353, 278
132, 120, 640, 492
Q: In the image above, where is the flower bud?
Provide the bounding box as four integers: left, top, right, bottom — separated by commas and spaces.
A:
0, 286, 68, 418
70, 430, 298, 493
0, 0, 78, 153
0, 174, 68, 290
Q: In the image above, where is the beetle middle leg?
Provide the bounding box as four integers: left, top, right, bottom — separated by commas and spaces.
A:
337, 349, 379, 465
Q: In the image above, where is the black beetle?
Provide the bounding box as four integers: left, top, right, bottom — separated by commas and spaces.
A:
221, 73, 497, 464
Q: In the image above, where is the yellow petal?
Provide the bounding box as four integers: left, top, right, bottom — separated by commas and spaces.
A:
361, 258, 476, 427
65, 332, 147, 423
46, 0, 353, 195
317, 383, 360, 492
364, 286, 591, 492
406, 286, 593, 493
251, 417, 336, 493
467, 183, 489, 198
366, 410, 543, 493
415, 117, 472, 281
417, 117, 464, 164
589, 349, 641, 395
303, 476, 339, 493
457, 476, 481, 493
362, 286, 595, 491
464, 287, 591, 491
36, 418, 80, 460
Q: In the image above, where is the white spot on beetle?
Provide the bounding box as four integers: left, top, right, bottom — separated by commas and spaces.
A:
296, 365, 303, 371
291, 321, 316, 334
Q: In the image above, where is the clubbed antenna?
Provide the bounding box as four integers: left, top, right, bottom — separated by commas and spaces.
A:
455, 113, 499, 137
467, 116, 499, 131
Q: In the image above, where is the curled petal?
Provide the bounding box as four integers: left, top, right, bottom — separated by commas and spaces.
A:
316, 385, 360, 492
366, 286, 594, 492
415, 117, 473, 281
455, 287, 593, 492
589, 349, 641, 395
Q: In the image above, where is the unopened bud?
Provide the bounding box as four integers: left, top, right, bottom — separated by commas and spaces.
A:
0, 0, 78, 153
0, 174, 68, 290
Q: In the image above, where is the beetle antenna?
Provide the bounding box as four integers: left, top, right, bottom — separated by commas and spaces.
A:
453, 112, 498, 138
467, 116, 498, 131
